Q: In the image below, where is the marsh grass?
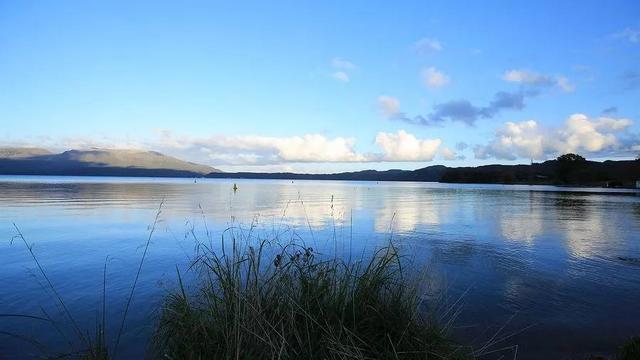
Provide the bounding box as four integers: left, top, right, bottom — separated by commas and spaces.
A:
152, 225, 471, 360
617, 336, 640, 360
7, 201, 164, 360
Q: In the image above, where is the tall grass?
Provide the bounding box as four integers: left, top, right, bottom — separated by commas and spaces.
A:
7, 201, 164, 360
617, 337, 640, 360
152, 226, 471, 360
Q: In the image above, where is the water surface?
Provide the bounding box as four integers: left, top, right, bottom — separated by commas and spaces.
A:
1, 176, 639, 359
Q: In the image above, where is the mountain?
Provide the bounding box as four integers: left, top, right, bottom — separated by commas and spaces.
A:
0, 148, 221, 177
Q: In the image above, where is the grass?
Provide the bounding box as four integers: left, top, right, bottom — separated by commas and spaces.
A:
7, 201, 164, 360
151, 225, 471, 360
617, 337, 640, 360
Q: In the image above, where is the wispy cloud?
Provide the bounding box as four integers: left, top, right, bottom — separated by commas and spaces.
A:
503, 69, 575, 92
440, 147, 460, 160
331, 71, 350, 83
331, 57, 356, 69
455, 142, 468, 151
503, 70, 554, 86
380, 68, 575, 127
556, 76, 576, 92
420, 66, 449, 88
377, 96, 402, 119
414, 37, 442, 54
380, 90, 530, 126
612, 28, 640, 43
329, 57, 356, 83
621, 70, 640, 90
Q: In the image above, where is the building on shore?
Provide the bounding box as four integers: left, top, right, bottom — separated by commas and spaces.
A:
636, 180, 640, 189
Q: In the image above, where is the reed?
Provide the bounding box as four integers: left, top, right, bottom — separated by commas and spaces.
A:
151, 225, 470, 360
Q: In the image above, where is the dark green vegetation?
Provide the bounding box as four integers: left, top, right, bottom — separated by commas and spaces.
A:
616, 337, 640, 360
152, 236, 469, 360
207, 154, 640, 188
439, 154, 640, 187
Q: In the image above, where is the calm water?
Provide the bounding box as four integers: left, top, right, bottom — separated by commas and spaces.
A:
1, 176, 639, 359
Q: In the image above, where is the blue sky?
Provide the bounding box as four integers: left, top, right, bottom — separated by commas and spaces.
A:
1, 0, 639, 172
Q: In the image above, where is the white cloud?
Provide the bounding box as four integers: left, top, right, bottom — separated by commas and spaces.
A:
375, 130, 442, 161
269, 135, 365, 162
502, 69, 575, 92
503, 70, 553, 85
331, 71, 350, 83
475, 114, 635, 160
421, 67, 450, 88
414, 37, 442, 53
147, 129, 446, 165
377, 95, 401, 119
331, 57, 356, 69
556, 114, 628, 153
192, 134, 367, 163
475, 120, 546, 160
613, 28, 640, 43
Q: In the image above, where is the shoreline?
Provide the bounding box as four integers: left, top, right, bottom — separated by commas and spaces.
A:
1, 173, 639, 194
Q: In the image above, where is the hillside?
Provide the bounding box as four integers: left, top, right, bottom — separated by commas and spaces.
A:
0, 148, 221, 177
438, 159, 640, 187
1, 147, 638, 187
205, 166, 448, 182
207, 159, 640, 188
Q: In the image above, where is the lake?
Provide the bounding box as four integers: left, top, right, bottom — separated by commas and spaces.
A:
1, 176, 639, 359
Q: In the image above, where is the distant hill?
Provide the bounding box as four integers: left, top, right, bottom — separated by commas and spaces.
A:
0, 148, 221, 177
438, 159, 640, 187
207, 159, 640, 188
1, 147, 638, 187
205, 166, 448, 182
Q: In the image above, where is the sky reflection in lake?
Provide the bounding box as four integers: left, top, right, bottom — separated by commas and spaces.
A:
1, 176, 639, 359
